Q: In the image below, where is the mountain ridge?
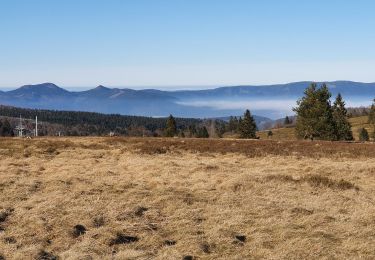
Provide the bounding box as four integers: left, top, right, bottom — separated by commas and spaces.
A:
0, 81, 374, 119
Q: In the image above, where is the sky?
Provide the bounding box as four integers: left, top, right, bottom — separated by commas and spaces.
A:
1, 0, 375, 89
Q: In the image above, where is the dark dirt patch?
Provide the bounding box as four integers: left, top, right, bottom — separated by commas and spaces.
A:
36, 250, 58, 260
200, 242, 214, 253
109, 233, 139, 246
134, 206, 148, 217
235, 235, 246, 242
4, 237, 16, 244
164, 240, 176, 246
44, 146, 59, 155
72, 225, 87, 238
0, 208, 13, 223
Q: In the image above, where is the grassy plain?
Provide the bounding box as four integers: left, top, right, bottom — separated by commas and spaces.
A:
0, 137, 375, 259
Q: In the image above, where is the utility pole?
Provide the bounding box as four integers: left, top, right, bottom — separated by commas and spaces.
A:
35, 116, 38, 137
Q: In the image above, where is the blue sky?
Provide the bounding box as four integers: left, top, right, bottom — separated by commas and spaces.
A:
1, 0, 375, 88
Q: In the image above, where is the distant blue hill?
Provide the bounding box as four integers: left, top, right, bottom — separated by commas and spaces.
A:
0, 81, 374, 120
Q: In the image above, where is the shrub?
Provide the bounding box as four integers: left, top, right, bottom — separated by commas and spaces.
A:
358, 128, 369, 141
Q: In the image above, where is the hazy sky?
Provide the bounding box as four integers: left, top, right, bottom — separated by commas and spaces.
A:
1, 0, 375, 88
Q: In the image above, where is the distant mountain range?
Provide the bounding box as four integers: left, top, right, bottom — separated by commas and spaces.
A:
0, 81, 374, 120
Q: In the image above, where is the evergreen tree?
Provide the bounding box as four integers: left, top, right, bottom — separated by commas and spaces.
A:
284, 116, 291, 125
332, 93, 353, 140
294, 83, 336, 140
267, 130, 273, 138
228, 116, 239, 133
368, 99, 375, 124
359, 128, 369, 141
215, 120, 226, 138
179, 130, 185, 138
164, 114, 177, 137
371, 100, 375, 140
237, 117, 243, 134
197, 126, 209, 138
188, 124, 197, 138
239, 109, 257, 139
1, 119, 14, 137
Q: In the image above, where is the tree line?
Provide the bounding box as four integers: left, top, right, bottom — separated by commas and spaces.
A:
0, 105, 202, 137
164, 109, 257, 139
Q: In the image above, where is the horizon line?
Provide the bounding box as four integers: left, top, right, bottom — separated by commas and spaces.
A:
1, 80, 375, 92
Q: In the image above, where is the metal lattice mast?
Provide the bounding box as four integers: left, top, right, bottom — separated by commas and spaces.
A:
15, 115, 25, 137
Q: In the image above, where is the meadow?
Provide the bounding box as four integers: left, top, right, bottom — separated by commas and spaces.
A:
0, 137, 375, 259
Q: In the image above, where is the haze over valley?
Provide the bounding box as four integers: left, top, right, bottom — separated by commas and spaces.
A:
0, 81, 374, 120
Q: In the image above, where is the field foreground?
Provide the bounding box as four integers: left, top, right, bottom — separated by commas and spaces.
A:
1, 137, 375, 259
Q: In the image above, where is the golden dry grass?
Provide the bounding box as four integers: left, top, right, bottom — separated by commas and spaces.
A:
257, 127, 296, 140
1, 137, 375, 259
349, 116, 374, 140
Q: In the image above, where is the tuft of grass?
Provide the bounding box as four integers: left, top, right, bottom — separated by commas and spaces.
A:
0, 208, 13, 223
134, 206, 148, 217
36, 250, 58, 260
302, 174, 358, 190
44, 146, 58, 155
200, 242, 215, 254
266, 174, 298, 183
93, 216, 105, 227
291, 207, 314, 215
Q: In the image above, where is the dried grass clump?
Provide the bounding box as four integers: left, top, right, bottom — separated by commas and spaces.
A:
302, 174, 358, 190
266, 173, 358, 191
36, 250, 58, 260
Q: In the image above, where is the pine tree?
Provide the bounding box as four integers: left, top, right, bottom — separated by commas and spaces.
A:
366, 99, 375, 140
332, 93, 353, 140
164, 114, 177, 137
237, 117, 242, 134
197, 126, 209, 138
1, 119, 14, 137
294, 83, 336, 140
359, 128, 369, 141
267, 130, 273, 138
228, 116, 239, 133
239, 109, 257, 139
284, 116, 291, 125
215, 120, 226, 138
188, 124, 197, 138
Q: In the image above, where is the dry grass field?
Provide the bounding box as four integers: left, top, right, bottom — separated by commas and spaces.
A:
1, 137, 375, 259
